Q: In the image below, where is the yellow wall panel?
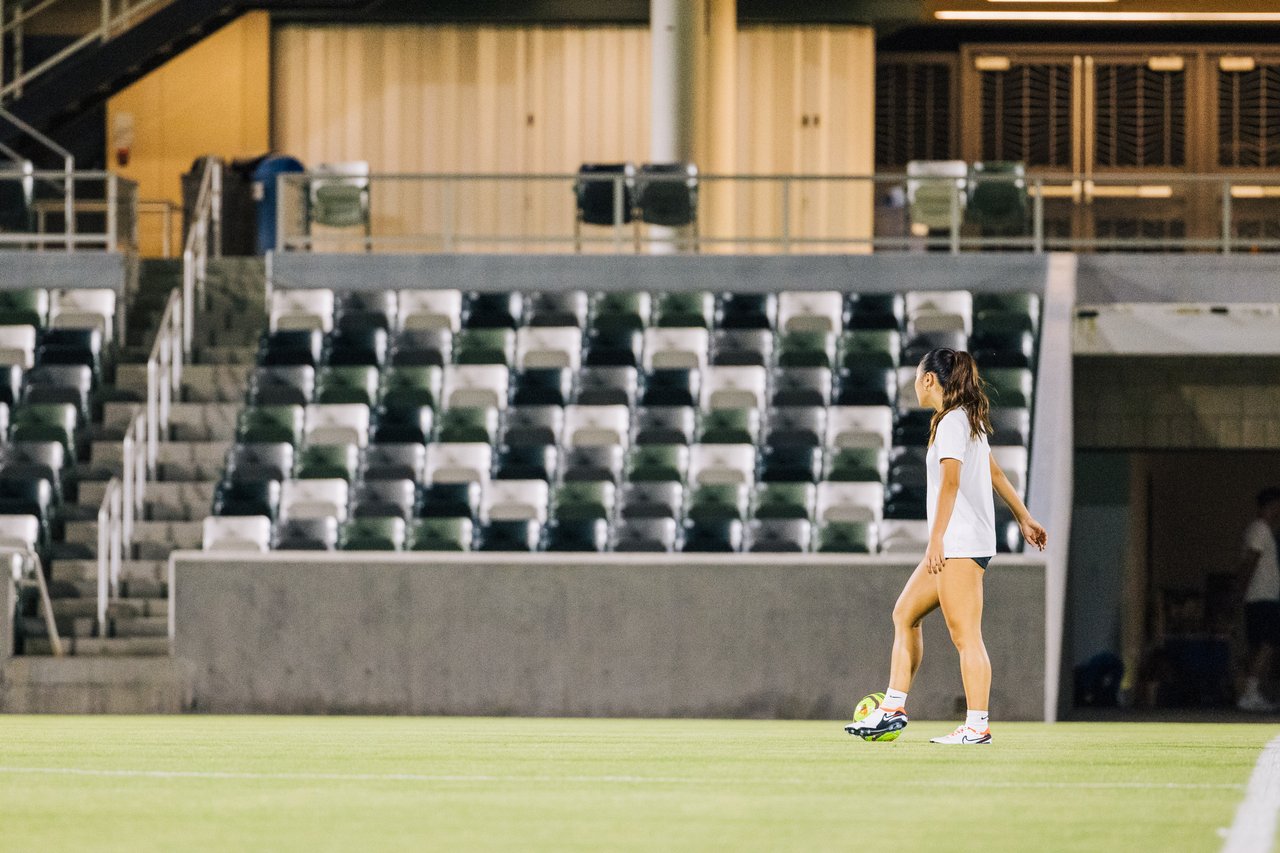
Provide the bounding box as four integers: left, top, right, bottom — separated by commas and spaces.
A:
107, 12, 270, 257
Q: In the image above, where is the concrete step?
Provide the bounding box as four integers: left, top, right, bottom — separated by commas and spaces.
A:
21, 616, 97, 639
108, 597, 168, 619
169, 401, 239, 441
21, 636, 171, 657
113, 363, 148, 397
0, 656, 191, 712
111, 616, 168, 638
183, 363, 252, 403
143, 481, 215, 521
51, 559, 166, 585
157, 440, 230, 481
89, 441, 125, 479
102, 401, 143, 433
77, 478, 110, 507
51, 598, 98, 619
62, 520, 100, 551
130, 520, 203, 559
194, 345, 257, 365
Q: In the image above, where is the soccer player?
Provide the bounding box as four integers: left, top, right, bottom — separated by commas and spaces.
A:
845, 348, 1048, 745
1237, 487, 1280, 713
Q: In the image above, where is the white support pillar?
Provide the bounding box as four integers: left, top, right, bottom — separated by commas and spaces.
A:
650, 0, 704, 252
706, 0, 736, 252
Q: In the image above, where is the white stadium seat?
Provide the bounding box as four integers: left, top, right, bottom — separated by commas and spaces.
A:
202, 515, 272, 552
482, 480, 550, 524
689, 444, 757, 486
304, 403, 371, 447
425, 443, 492, 485
778, 291, 843, 333
270, 289, 335, 333
516, 327, 582, 370
643, 328, 709, 370
826, 406, 894, 449
443, 364, 510, 409
906, 290, 973, 336
564, 405, 630, 447
701, 366, 767, 410
399, 289, 463, 332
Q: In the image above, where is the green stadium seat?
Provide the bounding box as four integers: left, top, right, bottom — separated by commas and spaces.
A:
654, 292, 713, 327
698, 408, 759, 445
626, 444, 689, 482
687, 483, 749, 521
589, 292, 650, 331
434, 406, 499, 444
815, 520, 876, 554
316, 365, 379, 405
294, 443, 359, 480
237, 405, 305, 445
454, 328, 515, 365
407, 517, 474, 551
545, 518, 609, 552
984, 367, 1034, 409
753, 482, 816, 520
378, 365, 441, 410
839, 330, 901, 370
552, 481, 615, 521
339, 517, 406, 551
825, 447, 890, 483
966, 161, 1028, 236
777, 331, 836, 368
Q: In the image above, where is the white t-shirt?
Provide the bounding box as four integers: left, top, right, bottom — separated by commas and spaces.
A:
925, 407, 997, 559
1244, 519, 1280, 603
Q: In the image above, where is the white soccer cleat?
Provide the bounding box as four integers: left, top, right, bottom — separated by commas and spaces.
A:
844, 706, 908, 741
929, 724, 992, 745
1237, 692, 1279, 713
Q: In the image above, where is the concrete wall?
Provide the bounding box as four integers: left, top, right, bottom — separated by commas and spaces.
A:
173, 553, 1047, 720
2, 577, 12, 663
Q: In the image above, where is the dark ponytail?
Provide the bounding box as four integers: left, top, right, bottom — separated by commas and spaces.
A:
920, 348, 993, 446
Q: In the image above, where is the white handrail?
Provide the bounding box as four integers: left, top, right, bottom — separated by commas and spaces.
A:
96, 477, 122, 633
147, 289, 182, 479
6, 547, 63, 657
182, 157, 220, 359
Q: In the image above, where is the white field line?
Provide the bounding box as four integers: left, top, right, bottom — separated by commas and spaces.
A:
1221, 733, 1280, 853
0, 766, 1247, 791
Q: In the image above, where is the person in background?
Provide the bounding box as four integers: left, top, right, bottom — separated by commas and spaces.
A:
1237, 487, 1280, 713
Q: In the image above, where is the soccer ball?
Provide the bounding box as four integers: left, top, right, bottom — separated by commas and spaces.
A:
853, 691, 900, 741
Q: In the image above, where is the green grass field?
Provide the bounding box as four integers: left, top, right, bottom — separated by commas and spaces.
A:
0, 716, 1274, 852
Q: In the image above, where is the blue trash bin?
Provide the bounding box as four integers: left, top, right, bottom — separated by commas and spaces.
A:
252, 155, 305, 254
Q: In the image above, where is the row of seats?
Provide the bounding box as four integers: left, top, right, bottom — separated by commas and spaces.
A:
270, 289, 1037, 336
202, 514, 1026, 554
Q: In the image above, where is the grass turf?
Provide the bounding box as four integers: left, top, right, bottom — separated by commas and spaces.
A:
0, 717, 1275, 852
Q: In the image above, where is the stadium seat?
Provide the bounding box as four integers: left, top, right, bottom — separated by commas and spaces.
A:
260, 329, 323, 367
974, 293, 1040, 336
398, 289, 462, 332
38, 328, 102, 379
477, 519, 542, 551
993, 446, 1029, 497
681, 518, 743, 552
816, 482, 885, 524
834, 367, 896, 407
611, 517, 678, 552
10, 402, 78, 457
304, 403, 370, 447
694, 407, 756, 445
640, 368, 700, 408
3, 441, 65, 496
0, 325, 36, 368
759, 444, 821, 482
778, 292, 843, 333
635, 162, 698, 231
984, 367, 1034, 409
564, 405, 630, 447
561, 445, 625, 483
494, 444, 558, 481
990, 408, 1031, 447
280, 478, 349, 522
545, 518, 609, 552
689, 444, 756, 485
390, 328, 452, 367
202, 515, 272, 552
500, 406, 564, 447
418, 482, 481, 519
372, 402, 434, 445
626, 444, 689, 482
272, 517, 339, 551
316, 365, 379, 405
552, 481, 615, 521
526, 291, 588, 328
0, 289, 47, 328
971, 330, 1035, 369
511, 368, 573, 406
574, 366, 639, 407
619, 481, 683, 519
226, 443, 294, 484
753, 482, 816, 520
839, 330, 901, 370
880, 520, 930, 553
826, 406, 894, 449
643, 328, 709, 370
653, 292, 713, 328
966, 160, 1028, 236
777, 331, 837, 368
434, 405, 499, 444
905, 159, 967, 232
425, 443, 492, 485
336, 290, 397, 332
0, 513, 41, 553
710, 329, 773, 367
687, 482, 750, 521
747, 518, 811, 553
906, 291, 973, 336
351, 479, 418, 519
516, 327, 582, 370
844, 293, 904, 331
896, 367, 930, 410
463, 292, 523, 329
583, 327, 643, 367
453, 328, 515, 366
250, 366, 315, 407
444, 362, 510, 408
892, 408, 934, 447
338, 517, 406, 551
589, 291, 650, 331
360, 443, 427, 482
23, 365, 92, 422
51, 288, 116, 341
901, 330, 966, 367
294, 443, 359, 480
716, 293, 775, 330
0, 478, 52, 520
407, 517, 474, 551
824, 447, 889, 483
214, 480, 281, 519
815, 520, 877, 554
701, 366, 767, 410
575, 163, 636, 230
633, 406, 695, 445
271, 288, 335, 333
379, 365, 442, 410
771, 367, 832, 407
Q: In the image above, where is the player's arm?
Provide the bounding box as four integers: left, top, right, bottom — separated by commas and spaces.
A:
925, 458, 962, 574
989, 455, 1047, 551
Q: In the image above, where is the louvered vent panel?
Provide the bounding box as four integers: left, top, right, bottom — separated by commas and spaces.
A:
980, 64, 1073, 167
1094, 64, 1186, 168
875, 61, 953, 168
1218, 65, 1280, 168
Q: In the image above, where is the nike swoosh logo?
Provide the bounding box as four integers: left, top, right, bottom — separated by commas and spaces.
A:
961, 735, 987, 743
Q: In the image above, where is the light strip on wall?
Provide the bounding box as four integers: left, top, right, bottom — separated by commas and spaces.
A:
937, 11, 1280, 21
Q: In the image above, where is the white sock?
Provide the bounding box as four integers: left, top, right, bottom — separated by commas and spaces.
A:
883, 688, 908, 711
966, 709, 989, 731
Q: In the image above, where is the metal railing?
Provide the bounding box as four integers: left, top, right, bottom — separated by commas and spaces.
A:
146, 289, 182, 482
8, 547, 62, 656
182, 158, 221, 359
0, 0, 173, 101
96, 477, 123, 633
276, 170, 1280, 255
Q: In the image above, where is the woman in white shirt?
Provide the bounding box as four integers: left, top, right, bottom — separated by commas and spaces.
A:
846, 348, 1047, 745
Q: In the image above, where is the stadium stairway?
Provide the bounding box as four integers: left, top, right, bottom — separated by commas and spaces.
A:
21, 258, 262, 657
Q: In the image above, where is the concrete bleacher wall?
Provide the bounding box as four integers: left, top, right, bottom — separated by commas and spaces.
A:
2, 576, 12, 662
0, 252, 128, 291
171, 552, 1047, 720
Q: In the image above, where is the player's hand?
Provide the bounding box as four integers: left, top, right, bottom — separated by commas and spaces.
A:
1020, 516, 1048, 551
925, 537, 946, 574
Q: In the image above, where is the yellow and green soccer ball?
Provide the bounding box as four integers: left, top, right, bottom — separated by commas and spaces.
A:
853, 691, 900, 742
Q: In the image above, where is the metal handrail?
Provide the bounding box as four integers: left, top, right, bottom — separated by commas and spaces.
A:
96, 477, 122, 634
146, 289, 182, 479
7, 547, 62, 657
0, 107, 73, 248
182, 158, 221, 359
